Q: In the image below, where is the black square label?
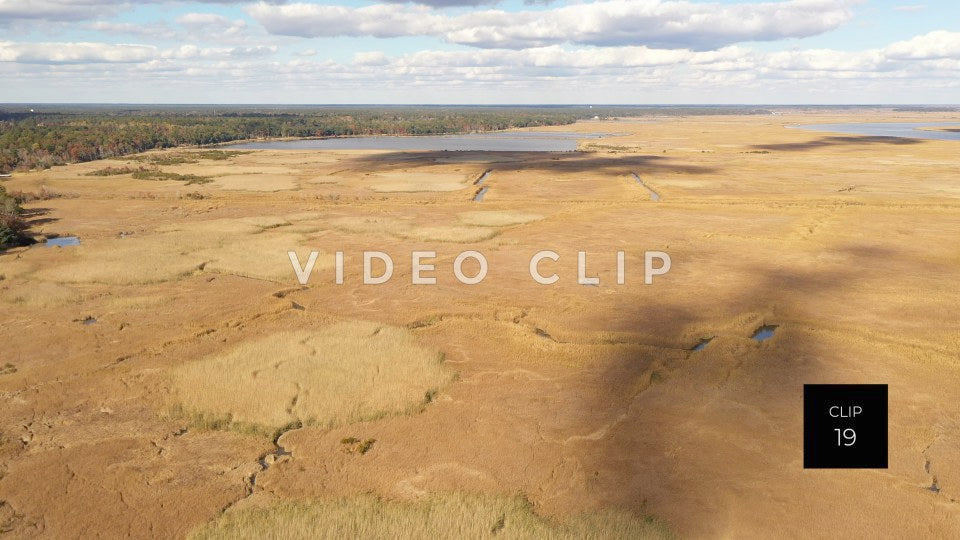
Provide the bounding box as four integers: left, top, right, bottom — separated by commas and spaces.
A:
804, 384, 887, 469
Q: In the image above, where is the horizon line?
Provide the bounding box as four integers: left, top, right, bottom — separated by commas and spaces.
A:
2, 103, 959, 108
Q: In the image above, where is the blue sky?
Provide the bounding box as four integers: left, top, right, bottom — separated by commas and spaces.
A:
0, 0, 958, 103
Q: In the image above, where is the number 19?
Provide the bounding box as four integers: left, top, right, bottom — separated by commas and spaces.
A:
835, 428, 856, 446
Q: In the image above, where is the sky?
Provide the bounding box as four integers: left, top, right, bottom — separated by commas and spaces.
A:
0, 0, 958, 103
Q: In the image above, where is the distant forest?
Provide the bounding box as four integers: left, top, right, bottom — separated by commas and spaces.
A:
0, 105, 773, 172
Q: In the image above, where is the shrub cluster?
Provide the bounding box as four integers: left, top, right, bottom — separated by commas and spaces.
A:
0, 185, 29, 248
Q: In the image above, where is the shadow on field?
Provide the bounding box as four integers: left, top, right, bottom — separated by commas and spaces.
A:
752, 135, 922, 152
22, 207, 58, 226
558, 242, 903, 531
339, 151, 719, 176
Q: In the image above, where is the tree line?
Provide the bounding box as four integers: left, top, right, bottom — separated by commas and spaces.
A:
0, 105, 773, 172
0, 107, 577, 172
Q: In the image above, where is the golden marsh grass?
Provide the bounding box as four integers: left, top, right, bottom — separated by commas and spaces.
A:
457, 211, 545, 227
35, 235, 208, 285
199, 233, 334, 283
370, 182, 467, 193
189, 493, 669, 540
213, 174, 299, 191
366, 171, 473, 193
6, 114, 960, 538
328, 216, 498, 243
1, 281, 85, 307
170, 321, 454, 433
34, 218, 323, 285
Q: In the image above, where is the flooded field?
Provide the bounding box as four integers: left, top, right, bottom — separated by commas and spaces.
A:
45, 236, 80, 247
751, 324, 778, 341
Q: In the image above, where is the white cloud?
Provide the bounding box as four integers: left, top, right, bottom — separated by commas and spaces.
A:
176, 12, 251, 41
2, 29, 959, 104
0, 0, 125, 21
391, 46, 734, 70
6, 32, 960, 80
0, 41, 157, 64
0, 0, 285, 23
353, 51, 389, 66
85, 13, 259, 45
350, 37, 960, 85
87, 21, 179, 40
162, 44, 278, 59
249, 0, 860, 50
250, 3, 443, 39
5, 31, 960, 80
892, 4, 925, 12
381, 0, 497, 7
883, 30, 960, 60
176, 13, 235, 26
764, 49, 887, 72
0, 41, 277, 64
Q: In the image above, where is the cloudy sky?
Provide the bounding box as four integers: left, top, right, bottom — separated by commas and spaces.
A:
0, 0, 958, 103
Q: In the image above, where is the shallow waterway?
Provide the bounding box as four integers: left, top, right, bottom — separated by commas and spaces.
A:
225, 131, 611, 152
790, 122, 960, 141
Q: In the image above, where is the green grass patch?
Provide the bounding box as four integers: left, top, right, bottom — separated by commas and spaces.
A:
86, 165, 212, 184
192, 150, 251, 160
142, 155, 199, 166
85, 166, 140, 176
340, 437, 377, 455
132, 169, 212, 184
133, 150, 250, 165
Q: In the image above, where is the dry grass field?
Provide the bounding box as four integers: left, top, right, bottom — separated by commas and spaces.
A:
2, 110, 960, 537
190, 493, 669, 539
170, 321, 453, 434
